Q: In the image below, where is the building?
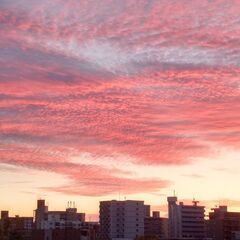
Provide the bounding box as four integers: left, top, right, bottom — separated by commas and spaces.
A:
78, 221, 100, 240
35, 199, 48, 229
168, 196, 205, 240
0, 210, 33, 240
232, 231, 240, 240
33, 199, 98, 240
144, 210, 168, 239
208, 206, 240, 240
34, 200, 85, 230
99, 200, 147, 240
144, 205, 151, 218
33, 226, 99, 240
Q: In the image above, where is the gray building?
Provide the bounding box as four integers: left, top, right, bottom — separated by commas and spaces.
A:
99, 200, 146, 240
168, 196, 205, 240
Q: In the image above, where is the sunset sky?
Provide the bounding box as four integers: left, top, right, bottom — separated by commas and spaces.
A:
1, 0, 240, 219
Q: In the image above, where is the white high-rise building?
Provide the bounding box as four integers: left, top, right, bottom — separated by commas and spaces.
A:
99, 200, 146, 240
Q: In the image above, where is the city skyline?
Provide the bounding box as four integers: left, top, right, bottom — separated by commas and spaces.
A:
1, 0, 240, 219
2, 197, 240, 240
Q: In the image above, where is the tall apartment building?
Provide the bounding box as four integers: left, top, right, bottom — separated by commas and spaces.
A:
168, 196, 205, 240
99, 200, 146, 240
208, 206, 240, 240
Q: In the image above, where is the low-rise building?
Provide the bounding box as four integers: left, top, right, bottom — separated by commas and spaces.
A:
0, 210, 33, 240
144, 211, 168, 239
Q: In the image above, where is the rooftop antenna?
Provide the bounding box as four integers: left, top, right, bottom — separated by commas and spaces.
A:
192, 194, 199, 206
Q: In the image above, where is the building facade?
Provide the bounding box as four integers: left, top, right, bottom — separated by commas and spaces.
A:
99, 200, 146, 240
168, 197, 205, 240
33, 199, 98, 240
144, 211, 168, 239
208, 206, 240, 240
0, 210, 33, 240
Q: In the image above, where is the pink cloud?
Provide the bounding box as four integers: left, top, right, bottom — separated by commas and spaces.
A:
0, 0, 240, 196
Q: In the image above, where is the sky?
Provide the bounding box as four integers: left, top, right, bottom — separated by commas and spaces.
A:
0, 0, 240, 220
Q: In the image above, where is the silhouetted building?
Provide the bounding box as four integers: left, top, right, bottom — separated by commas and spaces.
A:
144, 205, 151, 218
152, 211, 160, 219
168, 197, 205, 240
33, 226, 99, 240
1, 211, 9, 220
0, 210, 33, 240
99, 200, 146, 240
33, 228, 83, 240
144, 210, 168, 239
208, 206, 240, 240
